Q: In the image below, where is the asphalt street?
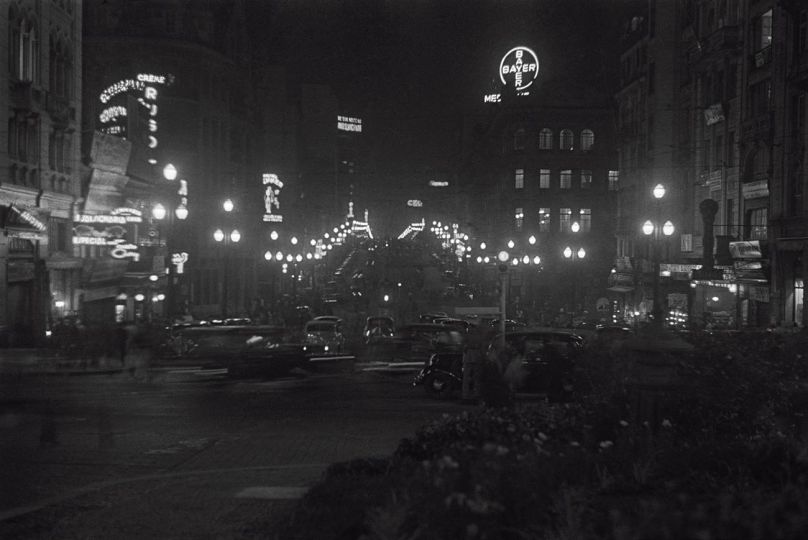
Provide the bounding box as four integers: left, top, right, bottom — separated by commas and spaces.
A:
0, 364, 468, 539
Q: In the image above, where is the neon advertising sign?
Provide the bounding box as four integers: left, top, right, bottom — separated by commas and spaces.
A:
483, 46, 540, 103
262, 174, 284, 223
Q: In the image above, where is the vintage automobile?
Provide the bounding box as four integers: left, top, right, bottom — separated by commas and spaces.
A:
363, 316, 395, 345
487, 328, 583, 399
228, 326, 314, 379
386, 323, 465, 365
304, 319, 346, 353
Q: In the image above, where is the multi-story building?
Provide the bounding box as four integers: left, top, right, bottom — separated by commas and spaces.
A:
1, 0, 83, 345
616, 0, 807, 329
459, 73, 619, 324
81, 0, 260, 322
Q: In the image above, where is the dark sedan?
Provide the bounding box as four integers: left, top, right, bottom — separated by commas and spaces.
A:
385, 323, 466, 365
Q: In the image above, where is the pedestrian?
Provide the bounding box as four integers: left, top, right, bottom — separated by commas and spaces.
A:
116, 322, 129, 366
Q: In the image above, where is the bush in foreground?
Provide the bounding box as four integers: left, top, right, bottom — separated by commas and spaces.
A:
280, 331, 808, 539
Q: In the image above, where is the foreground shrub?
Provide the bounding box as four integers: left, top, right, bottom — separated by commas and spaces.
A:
281, 331, 808, 539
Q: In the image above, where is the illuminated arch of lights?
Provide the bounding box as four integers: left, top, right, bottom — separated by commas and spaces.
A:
398, 219, 545, 268
262, 202, 374, 273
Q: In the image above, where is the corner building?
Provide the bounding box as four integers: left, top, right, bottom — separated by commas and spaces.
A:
1, 0, 83, 345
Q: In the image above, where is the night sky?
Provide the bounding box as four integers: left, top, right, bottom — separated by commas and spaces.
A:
246, 0, 641, 189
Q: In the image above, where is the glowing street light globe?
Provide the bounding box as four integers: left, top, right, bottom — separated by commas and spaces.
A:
162, 163, 177, 181
652, 183, 666, 199
264, 251, 272, 261
507, 240, 515, 249
151, 203, 166, 220
213, 228, 225, 242
275, 251, 283, 261
571, 221, 580, 233
310, 238, 317, 246
295, 254, 303, 262
522, 255, 530, 264
230, 229, 241, 243
270, 230, 279, 241
480, 242, 486, 250
223, 198, 234, 212
642, 220, 655, 236
533, 256, 541, 265
662, 220, 675, 236
528, 235, 536, 245
175, 205, 188, 220
134, 293, 145, 302
577, 247, 586, 259
497, 250, 510, 263
291, 236, 298, 245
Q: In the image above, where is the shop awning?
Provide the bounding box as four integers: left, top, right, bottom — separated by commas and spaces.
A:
1, 205, 47, 240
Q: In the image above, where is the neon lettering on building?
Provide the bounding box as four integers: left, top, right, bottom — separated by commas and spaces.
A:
337, 116, 362, 132
99, 106, 128, 123
499, 46, 539, 92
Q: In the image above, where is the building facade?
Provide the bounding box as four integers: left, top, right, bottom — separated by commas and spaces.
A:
81, 0, 260, 322
615, 0, 808, 329
1, 0, 83, 345
459, 78, 619, 324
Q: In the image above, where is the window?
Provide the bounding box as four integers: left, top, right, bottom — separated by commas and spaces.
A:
560, 129, 574, 151
579, 209, 592, 232
515, 208, 524, 231
513, 128, 526, 151
608, 170, 620, 191
559, 208, 572, 232
560, 169, 572, 189
9, 115, 38, 165
727, 199, 736, 237
539, 168, 551, 189
10, 15, 38, 82
49, 36, 73, 98
514, 168, 524, 189
580, 170, 592, 189
745, 207, 767, 241
749, 79, 771, 117
581, 129, 595, 151
755, 9, 773, 51
539, 128, 553, 149
539, 208, 551, 232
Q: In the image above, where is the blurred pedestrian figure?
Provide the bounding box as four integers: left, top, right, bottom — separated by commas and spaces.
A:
116, 322, 129, 366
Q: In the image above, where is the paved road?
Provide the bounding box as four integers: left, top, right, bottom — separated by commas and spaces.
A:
0, 366, 468, 538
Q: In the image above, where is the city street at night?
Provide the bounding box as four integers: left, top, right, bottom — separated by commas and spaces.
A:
0, 366, 467, 538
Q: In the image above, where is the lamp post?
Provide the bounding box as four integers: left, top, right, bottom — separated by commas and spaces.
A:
642, 183, 675, 329
497, 249, 510, 348
562, 245, 586, 319
213, 198, 240, 319
151, 163, 189, 322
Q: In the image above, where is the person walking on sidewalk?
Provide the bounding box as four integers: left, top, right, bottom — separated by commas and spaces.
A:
116, 322, 129, 366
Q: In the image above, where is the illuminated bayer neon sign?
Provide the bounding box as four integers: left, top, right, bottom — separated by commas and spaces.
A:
500, 46, 539, 92
484, 46, 540, 103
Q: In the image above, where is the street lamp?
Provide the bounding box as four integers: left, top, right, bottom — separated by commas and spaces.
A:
214, 198, 241, 319
643, 184, 675, 328
497, 250, 510, 346
563, 245, 586, 319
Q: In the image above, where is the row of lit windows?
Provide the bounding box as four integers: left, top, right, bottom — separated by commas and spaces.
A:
513, 128, 595, 152
514, 207, 593, 233
514, 169, 619, 190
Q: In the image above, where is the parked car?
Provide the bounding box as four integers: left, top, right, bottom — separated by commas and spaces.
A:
487, 328, 583, 399
227, 326, 311, 378
174, 324, 288, 369
304, 319, 346, 353
363, 316, 395, 344
432, 317, 476, 333
487, 319, 528, 331
418, 312, 450, 323
387, 323, 465, 364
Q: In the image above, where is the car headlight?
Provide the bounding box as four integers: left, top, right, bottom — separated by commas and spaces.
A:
324, 345, 330, 352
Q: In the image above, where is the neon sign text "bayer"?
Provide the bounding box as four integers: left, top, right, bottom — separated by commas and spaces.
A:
499, 46, 539, 93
